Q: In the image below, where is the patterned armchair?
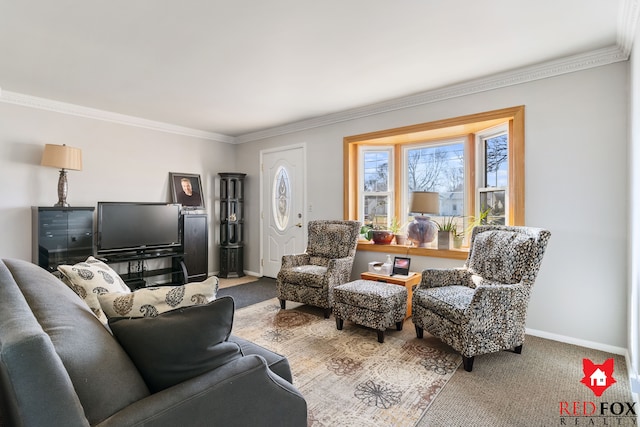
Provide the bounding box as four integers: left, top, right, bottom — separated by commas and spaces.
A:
412, 225, 551, 371
276, 220, 361, 318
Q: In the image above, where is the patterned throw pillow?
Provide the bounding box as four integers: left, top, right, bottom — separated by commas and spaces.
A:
58, 256, 131, 324
97, 276, 218, 319
468, 230, 534, 284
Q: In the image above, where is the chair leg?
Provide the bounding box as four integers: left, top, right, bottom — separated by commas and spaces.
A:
415, 325, 424, 338
377, 330, 384, 343
279, 299, 286, 309
336, 317, 344, 330
396, 321, 403, 331
323, 308, 331, 319
513, 344, 523, 354
462, 356, 474, 372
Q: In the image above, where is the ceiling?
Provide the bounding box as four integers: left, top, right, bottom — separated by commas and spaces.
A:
0, 1, 635, 142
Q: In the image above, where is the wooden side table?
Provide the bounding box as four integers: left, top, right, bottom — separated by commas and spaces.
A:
360, 271, 421, 318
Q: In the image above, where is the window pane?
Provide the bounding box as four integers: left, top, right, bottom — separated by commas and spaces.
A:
364, 195, 388, 228
484, 134, 508, 188
272, 166, 291, 231
363, 151, 389, 192
479, 189, 506, 225
407, 142, 464, 217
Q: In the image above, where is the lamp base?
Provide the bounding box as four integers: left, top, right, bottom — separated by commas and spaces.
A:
54, 169, 70, 207
407, 216, 437, 248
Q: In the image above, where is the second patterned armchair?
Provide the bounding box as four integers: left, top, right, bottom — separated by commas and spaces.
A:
412, 225, 551, 371
276, 220, 361, 318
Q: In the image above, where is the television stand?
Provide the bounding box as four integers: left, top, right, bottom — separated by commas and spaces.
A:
103, 251, 187, 290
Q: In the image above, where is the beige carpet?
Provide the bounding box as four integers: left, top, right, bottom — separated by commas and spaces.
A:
233, 299, 460, 427
419, 335, 638, 427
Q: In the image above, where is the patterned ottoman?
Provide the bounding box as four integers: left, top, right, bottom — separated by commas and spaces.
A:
333, 280, 407, 343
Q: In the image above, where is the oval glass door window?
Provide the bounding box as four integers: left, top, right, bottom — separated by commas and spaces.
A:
272, 166, 291, 231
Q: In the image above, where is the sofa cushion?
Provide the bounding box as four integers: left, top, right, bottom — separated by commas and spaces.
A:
109, 296, 240, 392
468, 230, 534, 284
414, 285, 475, 325
57, 256, 130, 324
97, 277, 218, 318
278, 265, 328, 288
3, 258, 150, 425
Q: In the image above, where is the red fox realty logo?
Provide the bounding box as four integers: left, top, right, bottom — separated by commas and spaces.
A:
580, 358, 616, 397
558, 358, 637, 425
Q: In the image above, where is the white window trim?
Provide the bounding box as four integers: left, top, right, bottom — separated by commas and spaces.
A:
359, 145, 394, 226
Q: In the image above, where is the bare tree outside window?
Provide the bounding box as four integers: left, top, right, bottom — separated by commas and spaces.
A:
485, 134, 508, 187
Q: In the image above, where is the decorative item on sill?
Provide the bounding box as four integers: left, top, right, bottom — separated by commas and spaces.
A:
450, 208, 490, 249
40, 143, 83, 207
390, 217, 410, 246
435, 216, 459, 250
407, 191, 439, 248
360, 225, 395, 244
360, 200, 394, 244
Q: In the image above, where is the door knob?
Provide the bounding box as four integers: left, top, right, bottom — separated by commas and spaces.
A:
295, 223, 302, 228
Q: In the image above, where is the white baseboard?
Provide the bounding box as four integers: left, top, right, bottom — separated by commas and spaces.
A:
526, 328, 627, 355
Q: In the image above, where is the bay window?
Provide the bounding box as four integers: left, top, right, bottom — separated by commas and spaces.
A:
344, 106, 525, 259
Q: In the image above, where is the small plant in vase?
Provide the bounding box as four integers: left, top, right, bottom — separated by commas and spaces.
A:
360, 201, 394, 244
451, 208, 490, 248
390, 217, 409, 245
435, 216, 458, 250
452, 229, 464, 249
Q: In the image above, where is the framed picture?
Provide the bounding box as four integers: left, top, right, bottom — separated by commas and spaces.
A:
170, 172, 205, 209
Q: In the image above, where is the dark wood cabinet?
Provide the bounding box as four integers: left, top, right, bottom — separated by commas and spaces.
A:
219, 173, 246, 278
32, 206, 95, 271
180, 214, 208, 282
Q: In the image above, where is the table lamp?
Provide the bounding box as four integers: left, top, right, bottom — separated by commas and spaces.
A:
407, 191, 439, 247
41, 143, 83, 207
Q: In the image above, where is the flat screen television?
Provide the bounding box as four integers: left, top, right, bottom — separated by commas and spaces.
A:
97, 202, 181, 255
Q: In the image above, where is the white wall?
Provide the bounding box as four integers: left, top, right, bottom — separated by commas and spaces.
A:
628, 21, 640, 384
236, 62, 629, 349
0, 103, 237, 274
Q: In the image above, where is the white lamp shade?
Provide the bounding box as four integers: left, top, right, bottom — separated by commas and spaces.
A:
409, 191, 439, 215
41, 144, 82, 171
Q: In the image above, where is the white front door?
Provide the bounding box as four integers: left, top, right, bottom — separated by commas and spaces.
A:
261, 145, 306, 278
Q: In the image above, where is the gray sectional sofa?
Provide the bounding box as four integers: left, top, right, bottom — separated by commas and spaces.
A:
0, 258, 307, 426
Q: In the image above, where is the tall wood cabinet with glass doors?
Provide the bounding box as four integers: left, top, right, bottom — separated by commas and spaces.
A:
219, 173, 246, 278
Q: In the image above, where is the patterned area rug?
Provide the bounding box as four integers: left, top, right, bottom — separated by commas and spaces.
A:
233, 299, 461, 427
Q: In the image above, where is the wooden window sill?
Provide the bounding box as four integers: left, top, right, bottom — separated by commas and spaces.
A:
357, 241, 469, 260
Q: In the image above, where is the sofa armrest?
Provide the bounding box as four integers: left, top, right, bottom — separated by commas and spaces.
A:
96, 355, 307, 427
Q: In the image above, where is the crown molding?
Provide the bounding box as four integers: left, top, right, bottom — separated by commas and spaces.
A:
0, 90, 235, 144
0, 44, 633, 146
235, 45, 628, 144
619, 0, 640, 57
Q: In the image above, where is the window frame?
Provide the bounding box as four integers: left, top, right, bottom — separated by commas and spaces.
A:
343, 106, 525, 260
476, 124, 509, 225
360, 145, 394, 228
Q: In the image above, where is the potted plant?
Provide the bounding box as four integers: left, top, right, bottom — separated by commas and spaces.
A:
360, 201, 395, 244
452, 229, 464, 249
435, 216, 458, 250
452, 208, 490, 248
390, 217, 409, 245
360, 224, 394, 244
